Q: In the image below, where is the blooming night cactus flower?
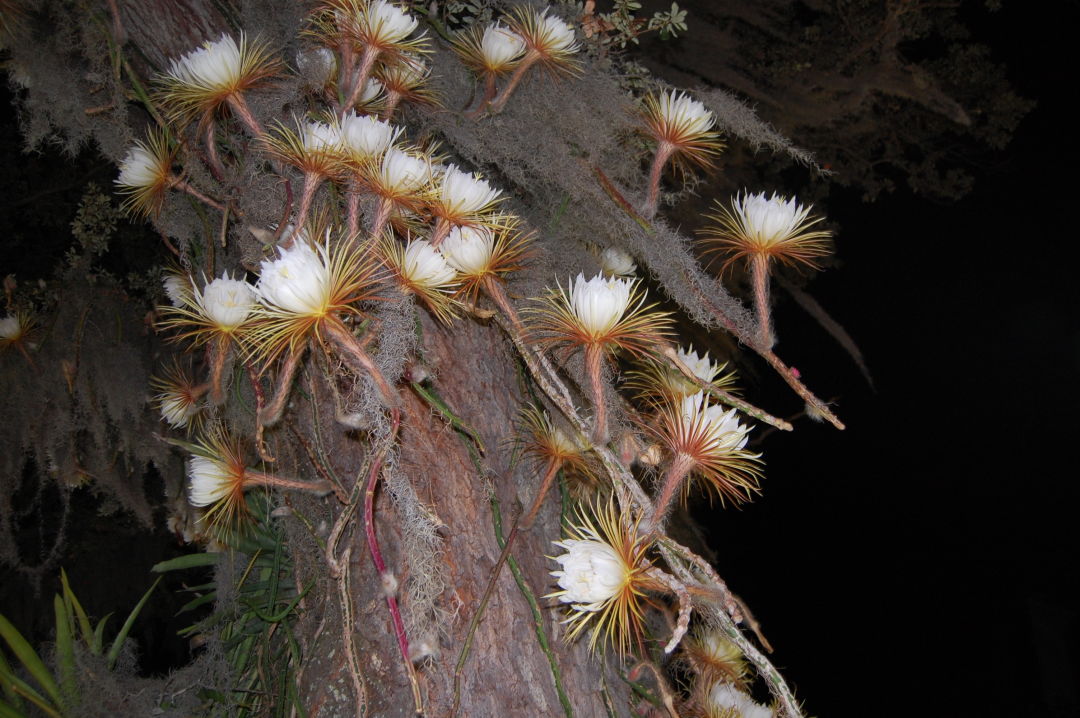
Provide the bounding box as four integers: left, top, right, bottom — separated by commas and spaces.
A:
548, 500, 653, 654
198, 273, 257, 332
256, 241, 334, 317
340, 112, 399, 160
115, 131, 175, 218
600, 246, 637, 277
705, 682, 773, 718
480, 23, 526, 71
703, 191, 832, 272
440, 225, 496, 276
381, 236, 459, 322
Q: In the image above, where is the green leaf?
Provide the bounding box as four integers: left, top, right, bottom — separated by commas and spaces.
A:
91, 615, 112, 655
152, 553, 219, 573
0, 648, 25, 710
0, 670, 61, 718
0, 698, 29, 718
106, 577, 161, 671
59, 571, 92, 648
52, 597, 75, 709
0, 615, 61, 708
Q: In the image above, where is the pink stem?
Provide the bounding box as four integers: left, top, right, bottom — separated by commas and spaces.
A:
295, 172, 322, 232
346, 188, 361, 238
380, 91, 402, 121
643, 141, 675, 219
226, 94, 265, 140
246, 470, 332, 494
465, 74, 498, 119
751, 253, 774, 349
208, 336, 231, 405
169, 176, 225, 211
342, 46, 380, 117
520, 458, 563, 529
322, 316, 398, 407
649, 452, 696, 531
585, 343, 608, 444
487, 51, 538, 114
202, 120, 226, 181
429, 217, 450, 248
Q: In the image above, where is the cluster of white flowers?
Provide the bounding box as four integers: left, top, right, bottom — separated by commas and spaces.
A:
732, 191, 814, 247
256, 240, 333, 316
440, 225, 494, 275
550, 538, 626, 610
167, 34, 243, 91
197, 273, 256, 330
680, 392, 751, 452
568, 272, 633, 336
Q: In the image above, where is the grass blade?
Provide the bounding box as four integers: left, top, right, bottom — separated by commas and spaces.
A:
0, 615, 61, 708
106, 577, 161, 671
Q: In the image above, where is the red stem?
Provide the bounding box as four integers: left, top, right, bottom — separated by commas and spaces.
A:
643, 141, 674, 219
487, 51, 538, 114
342, 46, 380, 117
751, 253, 773, 348
520, 458, 563, 529
585, 343, 608, 444
226, 93, 265, 140
295, 171, 322, 233
208, 336, 230, 405
322, 316, 399, 407
649, 452, 696, 531
202, 120, 226, 181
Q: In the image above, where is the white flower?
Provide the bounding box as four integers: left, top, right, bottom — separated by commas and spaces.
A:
401, 238, 457, 288
187, 455, 234, 507
481, 23, 525, 67
0, 315, 20, 340
550, 539, 627, 610
302, 119, 342, 153
436, 164, 501, 216
378, 147, 431, 193
340, 112, 398, 158
536, 11, 577, 54
256, 241, 332, 316
117, 145, 166, 190
677, 346, 722, 384
733, 191, 815, 248
681, 392, 751, 452
359, 77, 384, 104
440, 225, 494, 275
600, 247, 636, 277
168, 34, 243, 91
163, 274, 190, 307
706, 682, 773, 718
655, 90, 714, 136
568, 273, 632, 336
159, 389, 200, 429
197, 273, 256, 330
364, 0, 418, 44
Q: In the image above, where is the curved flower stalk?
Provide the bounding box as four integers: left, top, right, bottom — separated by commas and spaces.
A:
639, 90, 724, 218
375, 54, 438, 120
248, 229, 397, 406
529, 272, 673, 443
310, 0, 428, 116
158, 271, 257, 404
0, 310, 36, 369
361, 144, 435, 240
184, 426, 333, 536
628, 345, 738, 402
646, 391, 762, 528
488, 7, 581, 114
548, 499, 655, 655
338, 112, 401, 232
115, 129, 224, 219
378, 234, 459, 323
452, 22, 527, 113
700, 191, 832, 348
264, 117, 346, 232
428, 164, 504, 245
699, 681, 774, 718
152, 359, 209, 432
157, 33, 280, 137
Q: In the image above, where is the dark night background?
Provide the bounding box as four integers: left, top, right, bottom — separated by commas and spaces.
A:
1, 1, 1077, 716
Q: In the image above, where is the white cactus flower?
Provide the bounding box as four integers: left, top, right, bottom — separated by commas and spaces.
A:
301, 119, 342, 153
364, 0, 419, 44
187, 455, 235, 507
600, 247, 636, 277
677, 346, 722, 384
340, 112, 398, 158
440, 225, 495, 275
256, 241, 334, 316
550, 538, 627, 610
436, 164, 501, 217
706, 682, 773, 718
568, 273, 633, 337
197, 273, 256, 330
117, 145, 167, 190
401, 239, 457, 289
680, 392, 751, 453
732, 191, 816, 249
168, 34, 244, 92
163, 274, 190, 308
0, 315, 21, 340
359, 77, 385, 105
159, 389, 200, 429
536, 11, 578, 54
378, 147, 431, 194
481, 23, 526, 67
655, 90, 715, 137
